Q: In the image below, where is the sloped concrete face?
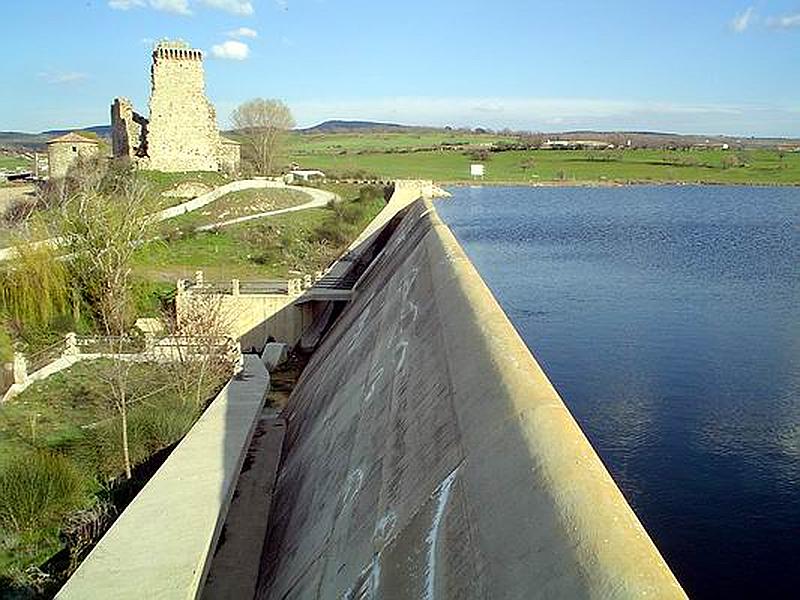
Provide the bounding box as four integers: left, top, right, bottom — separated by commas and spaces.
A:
256, 199, 686, 599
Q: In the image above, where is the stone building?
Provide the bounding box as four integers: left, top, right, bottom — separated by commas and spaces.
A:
111, 40, 240, 173
46, 132, 101, 179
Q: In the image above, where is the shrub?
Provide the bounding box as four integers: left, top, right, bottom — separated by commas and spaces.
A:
357, 185, 383, 203
132, 401, 199, 450
0, 451, 89, 535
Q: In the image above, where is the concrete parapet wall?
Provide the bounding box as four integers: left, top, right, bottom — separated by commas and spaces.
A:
256, 195, 686, 598
56, 355, 269, 600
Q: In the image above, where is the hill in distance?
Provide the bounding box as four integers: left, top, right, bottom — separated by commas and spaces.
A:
298, 120, 415, 134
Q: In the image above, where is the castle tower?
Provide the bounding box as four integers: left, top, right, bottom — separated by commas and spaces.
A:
145, 41, 222, 172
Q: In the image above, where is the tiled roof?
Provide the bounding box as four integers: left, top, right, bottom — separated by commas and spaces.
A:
46, 132, 99, 145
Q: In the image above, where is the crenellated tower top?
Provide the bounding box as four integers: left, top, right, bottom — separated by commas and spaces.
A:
153, 39, 203, 61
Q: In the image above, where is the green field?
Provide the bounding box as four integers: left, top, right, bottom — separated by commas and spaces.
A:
285, 130, 515, 156
287, 143, 800, 185
0, 155, 31, 172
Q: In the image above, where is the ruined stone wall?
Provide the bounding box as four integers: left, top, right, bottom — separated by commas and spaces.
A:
48, 142, 99, 179
111, 97, 148, 159
145, 44, 221, 172
218, 140, 241, 174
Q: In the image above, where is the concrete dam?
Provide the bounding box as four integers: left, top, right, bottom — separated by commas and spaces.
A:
57, 183, 686, 599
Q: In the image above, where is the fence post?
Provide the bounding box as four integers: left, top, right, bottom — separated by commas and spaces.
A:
12, 353, 27, 385
63, 332, 79, 357
232, 278, 240, 297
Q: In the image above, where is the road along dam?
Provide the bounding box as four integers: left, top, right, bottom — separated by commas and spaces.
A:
254, 186, 686, 598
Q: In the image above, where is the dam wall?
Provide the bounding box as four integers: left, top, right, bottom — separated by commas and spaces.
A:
256, 194, 686, 598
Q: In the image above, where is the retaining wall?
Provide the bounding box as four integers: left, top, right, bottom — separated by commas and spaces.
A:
256, 195, 686, 598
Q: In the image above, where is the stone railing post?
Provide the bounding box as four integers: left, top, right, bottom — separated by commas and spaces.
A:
12, 353, 27, 385
288, 279, 302, 295
195, 270, 204, 287
315, 271, 323, 282
63, 332, 79, 357
176, 279, 187, 295
231, 279, 240, 297
303, 274, 313, 289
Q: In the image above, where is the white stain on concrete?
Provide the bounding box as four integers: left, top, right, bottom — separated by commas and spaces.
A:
364, 367, 384, 405
341, 552, 381, 600
394, 340, 408, 374
424, 467, 459, 600
342, 468, 363, 506
373, 511, 397, 545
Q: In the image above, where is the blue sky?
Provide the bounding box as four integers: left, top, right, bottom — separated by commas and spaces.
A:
1, 0, 799, 135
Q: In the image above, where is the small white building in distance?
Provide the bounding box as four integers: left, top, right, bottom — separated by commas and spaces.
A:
46, 132, 101, 179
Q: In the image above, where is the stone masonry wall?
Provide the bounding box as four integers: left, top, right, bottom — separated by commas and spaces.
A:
111, 97, 148, 159
48, 141, 99, 179
145, 43, 221, 172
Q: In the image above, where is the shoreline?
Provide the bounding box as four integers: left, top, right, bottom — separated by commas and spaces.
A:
438, 179, 800, 189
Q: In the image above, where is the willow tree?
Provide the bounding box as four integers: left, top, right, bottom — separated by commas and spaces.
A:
231, 98, 295, 176
0, 228, 69, 331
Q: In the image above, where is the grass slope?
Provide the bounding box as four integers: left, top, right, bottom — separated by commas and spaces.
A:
134, 183, 384, 282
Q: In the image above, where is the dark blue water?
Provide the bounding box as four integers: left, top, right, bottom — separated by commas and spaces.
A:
436, 185, 800, 599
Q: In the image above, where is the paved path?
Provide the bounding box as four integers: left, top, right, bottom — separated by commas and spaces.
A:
194, 185, 335, 231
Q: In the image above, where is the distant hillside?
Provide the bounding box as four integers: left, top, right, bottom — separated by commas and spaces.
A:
0, 125, 111, 150
299, 120, 413, 134
42, 125, 111, 138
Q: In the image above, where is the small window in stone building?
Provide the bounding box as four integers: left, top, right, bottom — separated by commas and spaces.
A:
72, 146, 77, 152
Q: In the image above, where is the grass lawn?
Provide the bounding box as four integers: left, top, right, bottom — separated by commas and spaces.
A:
288, 147, 800, 185
134, 183, 384, 283
137, 170, 228, 209
0, 359, 220, 590
159, 187, 310, 235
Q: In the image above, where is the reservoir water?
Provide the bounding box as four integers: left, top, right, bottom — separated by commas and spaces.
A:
436, 185, 799, 599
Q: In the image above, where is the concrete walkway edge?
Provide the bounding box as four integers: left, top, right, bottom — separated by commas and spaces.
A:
56, 355, 269, 600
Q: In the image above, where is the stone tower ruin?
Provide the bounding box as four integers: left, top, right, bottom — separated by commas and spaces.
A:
111, 40, 240, 173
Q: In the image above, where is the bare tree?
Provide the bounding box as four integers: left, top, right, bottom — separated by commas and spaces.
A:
164, 293, 236, 408
231, 98, 295, 176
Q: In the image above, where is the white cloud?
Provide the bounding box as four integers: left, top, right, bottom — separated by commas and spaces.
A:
226, 26, 258, 38
38, 71, 89, 84
109, 0, 145, 9
150, 0, 191, 14
210, 40, 250, 60
109, 0, 190, 14
200, 0, 254, 15
731, 7, 755, 32
766, 13, 800, 29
